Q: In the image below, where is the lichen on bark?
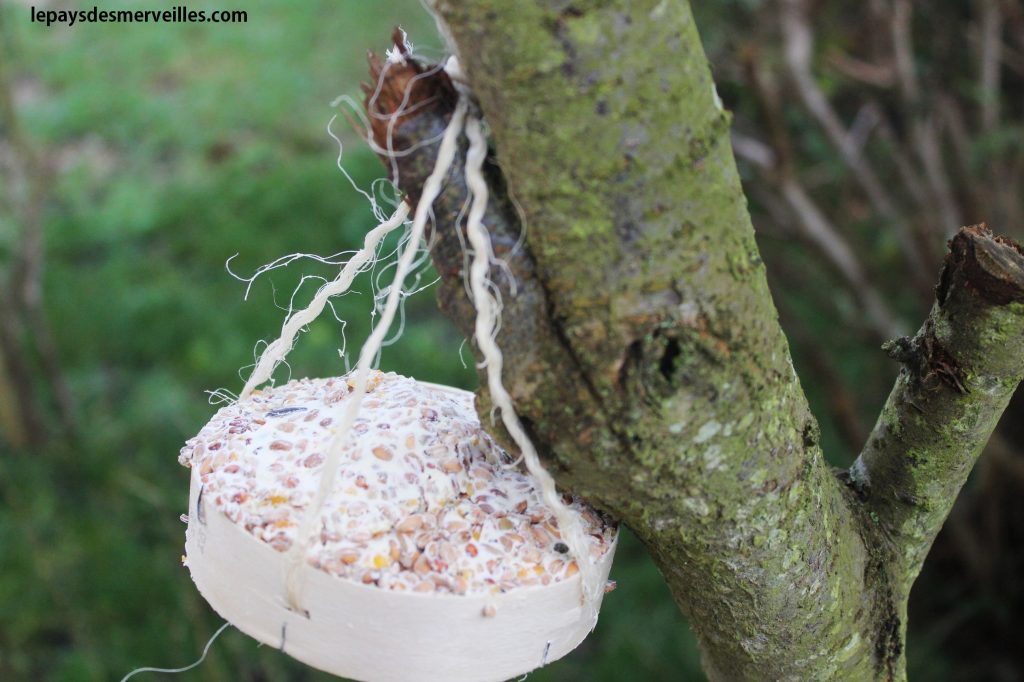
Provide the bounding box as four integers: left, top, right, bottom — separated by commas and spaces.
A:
361, 5, 1024, 680
854, 226, 1024, 589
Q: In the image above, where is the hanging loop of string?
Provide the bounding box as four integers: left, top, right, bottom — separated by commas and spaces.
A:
461, 114, 601, 608
283, 96, 469, 613
234, 54, 601, 616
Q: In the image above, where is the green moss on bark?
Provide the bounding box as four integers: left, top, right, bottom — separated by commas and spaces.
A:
370, 5, 1024, 680
855, 228, 1024, 592
429, 1, 886, 678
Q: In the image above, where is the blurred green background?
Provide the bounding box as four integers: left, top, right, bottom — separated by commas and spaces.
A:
2, 0, 1023, 680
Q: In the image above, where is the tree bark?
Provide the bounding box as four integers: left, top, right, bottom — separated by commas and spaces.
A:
850, 226, 1024, 622
363, 3, 1024, 679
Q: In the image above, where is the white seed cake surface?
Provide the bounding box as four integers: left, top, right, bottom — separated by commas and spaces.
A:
179, 372, 614, 595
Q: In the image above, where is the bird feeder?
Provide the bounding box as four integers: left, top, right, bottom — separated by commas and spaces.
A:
180, 371, 617, 682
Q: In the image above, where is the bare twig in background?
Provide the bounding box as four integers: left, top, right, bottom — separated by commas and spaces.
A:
871, 106, 931, 210
733, 54, 905, 339
0, 45, 77, 445
779, 0, 933, 290
735, 129, 902, 338
778, 177, 904, 338
0, 293, 45, 447
937, 95, 984, 217
826, 51, 895, 89
890, 0, 965, 238
914, 114, 964, 237
889, 0, 919, 104
980, 0, 1005, 133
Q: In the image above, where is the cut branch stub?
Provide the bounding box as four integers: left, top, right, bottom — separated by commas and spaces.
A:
361, 30, 457, 208
854, 224, 1024, 590
937, 223, 1024, 306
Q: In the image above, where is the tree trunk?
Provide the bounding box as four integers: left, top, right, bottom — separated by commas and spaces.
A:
364, 3, 1024, 679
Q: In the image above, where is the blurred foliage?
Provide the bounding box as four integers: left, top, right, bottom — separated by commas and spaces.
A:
0, 1, 700, 680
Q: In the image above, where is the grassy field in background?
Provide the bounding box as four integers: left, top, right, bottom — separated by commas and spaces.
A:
0, 1, 703, 679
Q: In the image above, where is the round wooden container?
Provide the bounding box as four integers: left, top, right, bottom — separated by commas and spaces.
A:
181, 374, 617, 682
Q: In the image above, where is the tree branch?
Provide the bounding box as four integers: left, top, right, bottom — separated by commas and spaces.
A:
361, 4, 1024, 679
850, 225, 1024, 586
371, 6, 876, 678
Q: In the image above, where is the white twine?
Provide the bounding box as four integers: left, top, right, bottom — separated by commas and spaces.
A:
461, 115, 602, 607
241, 51, 600, 617
239, 203, 411, 401
284, 96, 470, 612
119, 622, 231, 681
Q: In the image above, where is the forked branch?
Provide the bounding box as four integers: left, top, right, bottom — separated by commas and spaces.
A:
359, 5, 1024, 679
